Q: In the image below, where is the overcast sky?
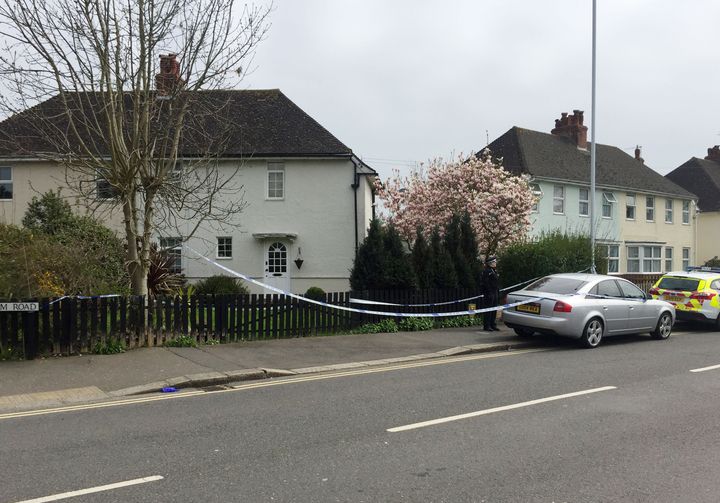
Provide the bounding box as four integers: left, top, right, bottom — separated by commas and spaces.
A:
244, 0, 720, 181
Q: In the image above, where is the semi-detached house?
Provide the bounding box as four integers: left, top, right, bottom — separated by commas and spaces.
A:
482, 110, 697, 275
0, 57, 377, 294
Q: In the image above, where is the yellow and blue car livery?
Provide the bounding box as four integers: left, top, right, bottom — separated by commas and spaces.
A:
649, 267, 720, 328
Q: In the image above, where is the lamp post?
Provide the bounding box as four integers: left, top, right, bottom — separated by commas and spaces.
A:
590, 0, 598, 274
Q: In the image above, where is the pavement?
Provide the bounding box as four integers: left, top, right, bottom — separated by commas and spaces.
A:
0, 323, 542, 413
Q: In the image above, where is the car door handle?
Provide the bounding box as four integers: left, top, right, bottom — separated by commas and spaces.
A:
602, 306, 608, 310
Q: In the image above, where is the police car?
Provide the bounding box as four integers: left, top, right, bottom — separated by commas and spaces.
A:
649, 267, 720, 328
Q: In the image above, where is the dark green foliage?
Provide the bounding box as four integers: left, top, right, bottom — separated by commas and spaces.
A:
383, 225, 417, 289
459, 212, 483, 287
350, 219, 416, 290
498, 231, 608, 291
164, 335, 198, 347
397, 317, 435, 331
0, 191, 129, 297
194, 275, 249, 295
412, 228, 433, 289
350, 318, 399, 334
147, 243, 186, 297
304, 286, 326, 301
704, 256, 720, 268
22, 189, 75, 235
434, 315, 483, 328
444, 215, 475, 289
430, 227, 458, 288
350, 219, 387, 290
92, 339, 126, 354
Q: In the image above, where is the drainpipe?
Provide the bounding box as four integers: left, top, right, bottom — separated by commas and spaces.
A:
350, 157, 360, 255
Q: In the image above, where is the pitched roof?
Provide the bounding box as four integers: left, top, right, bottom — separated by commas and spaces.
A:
481, 127, 694, 199
666, 157, 720, 212
0, 89, 354, 159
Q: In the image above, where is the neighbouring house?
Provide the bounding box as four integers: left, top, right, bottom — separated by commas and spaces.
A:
481, 110, 697, 275
666, 146, 720, 265
0, 56, 377, 294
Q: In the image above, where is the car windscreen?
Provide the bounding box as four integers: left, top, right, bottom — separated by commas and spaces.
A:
657, 277, 700, 291
525, 277, 588, 294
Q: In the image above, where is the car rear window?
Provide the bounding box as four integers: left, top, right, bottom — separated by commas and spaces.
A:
657, 277, 700, 291
526, 277, 588, 294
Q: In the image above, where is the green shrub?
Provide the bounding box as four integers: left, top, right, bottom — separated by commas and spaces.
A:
434, 316, 482, 328
498, 230, 608, 291
92, 339, 126, 354
304, 286, 326, 301
194, 275, 249, 295
164, 335, 198, 347
351, 318, 399, 334
398, 317, 434, 331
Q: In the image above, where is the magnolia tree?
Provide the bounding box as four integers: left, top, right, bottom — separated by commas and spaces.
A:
375, 153, 535, 257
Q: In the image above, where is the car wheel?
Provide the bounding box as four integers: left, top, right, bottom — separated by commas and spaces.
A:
580, 318, 603, 348
651, 312, 673, 340
514, 327, 534, 337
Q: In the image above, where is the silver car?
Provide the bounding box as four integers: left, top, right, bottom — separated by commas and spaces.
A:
503, 273, 675, 348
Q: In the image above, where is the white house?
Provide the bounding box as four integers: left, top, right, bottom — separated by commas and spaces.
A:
0, 60, 376, 294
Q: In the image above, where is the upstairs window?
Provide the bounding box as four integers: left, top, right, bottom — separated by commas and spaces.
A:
665, 199, 673, 223
682, 200, 690, 224
553, 185, 564, 214
96, 169, 120, 199
529, 183, 542, 213
602, 191, 616, 218
267, 162, 285, 199
646, 196, 655, 222
579, 188, 589, 216
0, 166, 12, 200
626, 193, 636, 220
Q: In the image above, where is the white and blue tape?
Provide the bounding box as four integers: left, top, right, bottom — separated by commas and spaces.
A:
184, 245, 537, 318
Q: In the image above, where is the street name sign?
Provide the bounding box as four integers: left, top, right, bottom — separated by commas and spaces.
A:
0, 302, 39, 312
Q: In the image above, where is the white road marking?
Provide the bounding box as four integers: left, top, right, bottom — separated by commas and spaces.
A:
387, 386, 617, 432
690, 363, 720, 373
0, 349, 547, 421
12, 475, 163, 503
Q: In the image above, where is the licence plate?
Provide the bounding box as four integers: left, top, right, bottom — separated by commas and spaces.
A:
666, 295, 685, 302
516, 303, 541, 314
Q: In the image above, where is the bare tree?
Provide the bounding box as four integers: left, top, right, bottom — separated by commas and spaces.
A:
0, 0, 271, 295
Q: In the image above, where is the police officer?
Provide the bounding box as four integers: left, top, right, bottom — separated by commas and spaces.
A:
481, 256, 500, 331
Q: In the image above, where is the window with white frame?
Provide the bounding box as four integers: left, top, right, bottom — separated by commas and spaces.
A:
529, 183, 542, 213
217, 237, 232, 259
646, 196, 655, 221
606, 244, 619, 273
665, 199, 673, 223
602, 191, 616, 218
160, 237, 182, 274
626, 193, 636, 220
665, 247, 673, 271
579, 188, 589, 216
627, 245, 662, 273
627, 246, 640, 273
0, 166, 12, 200
553, 185, 564, 214
267, 162, 285, 199
682, 200, 690, 224
682, 248, 690, 270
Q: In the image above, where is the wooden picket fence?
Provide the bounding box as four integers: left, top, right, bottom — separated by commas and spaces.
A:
0, 289, 479, 360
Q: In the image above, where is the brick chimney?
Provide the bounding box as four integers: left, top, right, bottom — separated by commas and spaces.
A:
705, 145, 720, 162
634, 145, 644, 162
155, 54, 184, 96
551, 110, 588, 149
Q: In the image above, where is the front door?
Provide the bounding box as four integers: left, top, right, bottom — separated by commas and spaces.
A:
264, 241, 291, 293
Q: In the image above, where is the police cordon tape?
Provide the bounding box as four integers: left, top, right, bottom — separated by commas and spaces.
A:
184, 245, 538, 318
47, 294, 121, 306
347, 275, 548, 307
